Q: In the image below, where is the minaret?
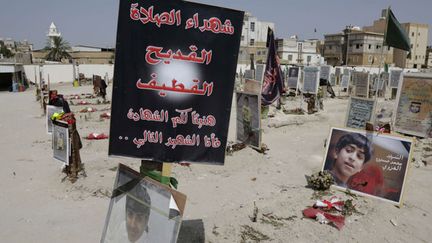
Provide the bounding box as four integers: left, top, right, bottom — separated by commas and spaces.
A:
47, 22, 61, 47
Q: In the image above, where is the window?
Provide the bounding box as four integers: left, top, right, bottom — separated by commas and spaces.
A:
411, 44, 413, 48
329, 45, 332, 50
307, 56, 311, 63
356, 44, 360, 49
288, 55, 293, 61
368, 44, 372, 49
412, 32, 415, 37
376, 45, 381, 49
250, 22, 255, 32
250, 39, 255, 46
241, 35, 244, 41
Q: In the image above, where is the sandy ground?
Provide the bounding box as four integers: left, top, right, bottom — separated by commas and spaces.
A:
0, 82, 431, 243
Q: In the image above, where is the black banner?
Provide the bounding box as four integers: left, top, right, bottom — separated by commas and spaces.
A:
261, 28, 285, 106
109, 0, 244, 164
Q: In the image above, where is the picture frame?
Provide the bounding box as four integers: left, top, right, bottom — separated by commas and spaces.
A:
52, 120, 70, 165
321, 127, 413, 206
235, 91, 261, 149
101, 164, 186, 243
394, 73, 432, 138
345, 97, 376, 129
302, 66, 319, 94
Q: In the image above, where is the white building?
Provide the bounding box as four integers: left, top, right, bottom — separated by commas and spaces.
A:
47, 22, 61, 48
238, 12, 275, 65
276, 36, 323, 66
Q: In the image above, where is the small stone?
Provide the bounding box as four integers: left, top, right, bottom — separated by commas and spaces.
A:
390, 219, 398, 226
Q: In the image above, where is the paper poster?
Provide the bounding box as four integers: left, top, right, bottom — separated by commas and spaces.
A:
287, 67, 299, 89
255, 64, 265, 83
244, 69, 255, 80
345, 97, 376, 129
394, 74, 432, 138
236, 91, 261, 149
389, 69, 402, 88
320, 65, 331, 81
353, 71, 369, 98
322, 127, 412, 205
340, 75, 350, 89
302, 66, 319, 94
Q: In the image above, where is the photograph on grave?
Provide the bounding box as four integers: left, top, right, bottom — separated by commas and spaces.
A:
330, 73, 336, 86
52, 120, 70, 165
335, 67, 341, 83
46, 105, 64, 134
320, 65, 331, 82
244, 69, 255, 80
322, 127, 412, 205
345, 97, 376, 129
389, 69, 402, 88
353, 71, 369, 98
340, 68, 350, 89
302, 66, 319, 94
394, 73, 432, 138
255, 64, 266, 83
101, 164, 186, 243
236, 91, 261, 149
287, 66, 299, 89
108, 1, 244, 164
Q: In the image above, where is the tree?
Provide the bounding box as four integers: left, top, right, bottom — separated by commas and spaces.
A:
44, 36, 71, 62
0, 41, 14, 58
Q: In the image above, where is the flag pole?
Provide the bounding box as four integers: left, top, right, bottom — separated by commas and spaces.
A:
374, 7, 390, 103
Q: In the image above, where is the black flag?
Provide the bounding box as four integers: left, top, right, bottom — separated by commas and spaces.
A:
261, 27, 285, 106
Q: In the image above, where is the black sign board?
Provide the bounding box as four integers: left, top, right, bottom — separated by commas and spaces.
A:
109, 0, 244, 164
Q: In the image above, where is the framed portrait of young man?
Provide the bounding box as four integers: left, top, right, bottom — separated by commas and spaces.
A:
52, 120, 70, 165
101, 164, 186, 243
236, 91, 261, 149
322, 127, 413, 206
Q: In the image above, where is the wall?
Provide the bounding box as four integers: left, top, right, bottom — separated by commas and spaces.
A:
23, 64, 114, 84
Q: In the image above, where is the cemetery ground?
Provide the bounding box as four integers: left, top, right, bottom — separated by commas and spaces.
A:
1, 83, 431, 243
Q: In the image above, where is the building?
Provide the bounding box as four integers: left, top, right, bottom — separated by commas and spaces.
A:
238, 12, 274, 65
363, 9, 429, 68
0, 38, 34, 64
32, 45, 115, 64
426, 46, 432, 68
393, 23, 428, 68
47, 22, 61, 48
276, 36, 322, 66
323, 26, 393, 67
32, 23, 115, 64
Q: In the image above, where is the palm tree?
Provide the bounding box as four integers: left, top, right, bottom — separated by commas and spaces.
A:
44, 36, 71, 62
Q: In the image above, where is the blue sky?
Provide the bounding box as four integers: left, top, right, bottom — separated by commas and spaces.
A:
0, 0, 430, 49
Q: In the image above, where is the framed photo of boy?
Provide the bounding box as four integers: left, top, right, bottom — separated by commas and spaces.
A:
236, 91, 261, 149
101, 164, 186, 243
52, 120, 70, 165
322, 127, 413, 205
394, 73, 432, 138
